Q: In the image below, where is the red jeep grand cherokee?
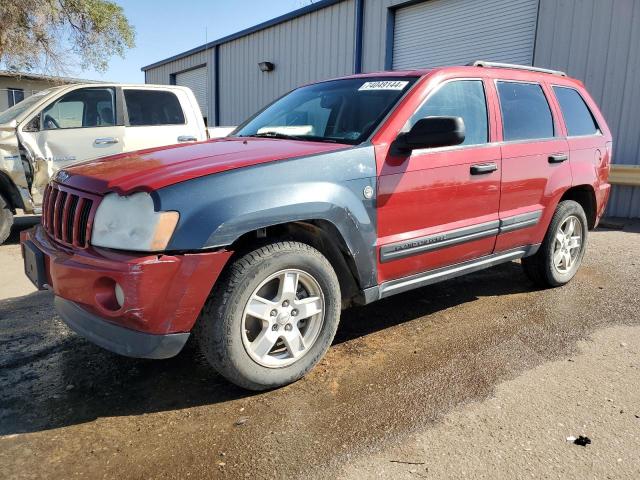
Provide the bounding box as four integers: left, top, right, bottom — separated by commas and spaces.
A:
21, 62, 611, 390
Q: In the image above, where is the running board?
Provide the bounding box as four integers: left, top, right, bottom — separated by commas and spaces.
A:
362, 245, 539, 303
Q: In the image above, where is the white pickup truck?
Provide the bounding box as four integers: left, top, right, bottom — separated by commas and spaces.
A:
0, 83, 231, 244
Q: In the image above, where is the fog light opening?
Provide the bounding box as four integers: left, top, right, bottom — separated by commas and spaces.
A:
115, 283, 125, 308
94, 277, 123, 312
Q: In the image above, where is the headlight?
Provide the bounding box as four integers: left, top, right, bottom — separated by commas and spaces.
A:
91, 192, 179, 252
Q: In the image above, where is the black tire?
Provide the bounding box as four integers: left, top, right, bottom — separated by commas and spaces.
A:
0, 193, 14, 245
195, 241, 341, 390
522, 200, 588, 287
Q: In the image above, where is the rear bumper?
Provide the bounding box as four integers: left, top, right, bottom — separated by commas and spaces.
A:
21, 225, 232, 342
595, 182, 611, 226
55, 296, 189, 359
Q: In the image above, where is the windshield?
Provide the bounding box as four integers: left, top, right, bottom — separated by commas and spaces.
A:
0, 90, 53, 124
234, 77, 417, 144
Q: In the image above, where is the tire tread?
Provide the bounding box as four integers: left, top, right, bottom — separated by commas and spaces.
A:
521, 200, 588, 288
195, 241, 339, 390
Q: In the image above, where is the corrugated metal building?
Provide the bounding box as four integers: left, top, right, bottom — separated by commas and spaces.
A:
142, 0, 640, 217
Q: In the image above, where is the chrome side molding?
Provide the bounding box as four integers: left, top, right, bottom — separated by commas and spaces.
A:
380, 211, 543, 263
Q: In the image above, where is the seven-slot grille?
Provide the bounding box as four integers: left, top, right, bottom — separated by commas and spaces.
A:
42, 183, 99, 248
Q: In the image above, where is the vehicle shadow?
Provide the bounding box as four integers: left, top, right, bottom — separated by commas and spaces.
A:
0, 259, 535, 436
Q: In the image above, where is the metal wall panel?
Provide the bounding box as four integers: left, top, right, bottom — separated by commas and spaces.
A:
361, 0, 399, 72
175, 67, 208, 118
143, 50, 208, 84
534, 0, 640, 218
392, 0, 538, 69
218, 0, 355, 125
144, 49, 216, 122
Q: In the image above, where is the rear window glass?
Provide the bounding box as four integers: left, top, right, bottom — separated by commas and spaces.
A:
497, 81, 554, 141
553, 86, 599, 137
124, 90, 185, 126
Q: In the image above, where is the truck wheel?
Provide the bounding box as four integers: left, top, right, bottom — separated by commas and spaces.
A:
195, 241, 341, 390
0, 193, 14, 245
521, 200, 588, 287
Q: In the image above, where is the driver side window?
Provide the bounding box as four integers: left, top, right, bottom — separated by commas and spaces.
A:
409, 80, 488, 146
42, 88, 116, 130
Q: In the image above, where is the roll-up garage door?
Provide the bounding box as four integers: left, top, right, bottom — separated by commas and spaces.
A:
175, 67, 208, 116
392, 0, 539, 70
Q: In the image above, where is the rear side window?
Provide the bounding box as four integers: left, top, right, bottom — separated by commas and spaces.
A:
410, 80, 488, 146
553, 86, 599, 136
497, 82, 554, 141
124, 90, 185, 126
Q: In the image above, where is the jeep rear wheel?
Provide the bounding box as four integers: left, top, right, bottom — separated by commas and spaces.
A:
522, 200, 588, 287
0, 193, 14, 245
195, 241, 341, 390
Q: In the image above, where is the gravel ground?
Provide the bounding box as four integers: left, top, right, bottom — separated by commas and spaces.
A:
0, 218, 638, 479
338, 325, 640, 479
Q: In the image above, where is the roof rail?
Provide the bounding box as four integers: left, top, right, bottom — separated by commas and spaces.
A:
469, 60, 567, 77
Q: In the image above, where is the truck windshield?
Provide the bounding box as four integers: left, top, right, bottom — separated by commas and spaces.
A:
0, 90, 52, 124
234, 77, 417, 144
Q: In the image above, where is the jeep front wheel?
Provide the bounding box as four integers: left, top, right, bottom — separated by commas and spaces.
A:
195, 241, 341, 390
0, 193, 14, 245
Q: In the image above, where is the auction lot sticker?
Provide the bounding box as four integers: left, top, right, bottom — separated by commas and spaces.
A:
359, 81, 409, 91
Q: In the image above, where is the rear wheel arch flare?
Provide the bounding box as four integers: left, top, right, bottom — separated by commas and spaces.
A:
559, 185, 597, 229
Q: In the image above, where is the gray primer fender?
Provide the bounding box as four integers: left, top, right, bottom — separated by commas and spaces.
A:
156, 145, 378, 288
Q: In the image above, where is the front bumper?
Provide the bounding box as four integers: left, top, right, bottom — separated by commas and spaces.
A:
55, 296, 190, 359
21, 225, 232, 357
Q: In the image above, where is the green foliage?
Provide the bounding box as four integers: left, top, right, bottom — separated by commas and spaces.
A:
0, 0, 135, 74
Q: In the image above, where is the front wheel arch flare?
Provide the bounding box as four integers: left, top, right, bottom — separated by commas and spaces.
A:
0, 172, 24, 212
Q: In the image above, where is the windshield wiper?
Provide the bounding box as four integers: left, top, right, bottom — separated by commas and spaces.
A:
242, 132, 340, 143
247, 131, 297, 140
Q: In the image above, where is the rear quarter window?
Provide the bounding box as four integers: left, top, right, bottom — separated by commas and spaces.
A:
124, 90, 185, 126
553, 86, 599, 137
497, 81, 554, 141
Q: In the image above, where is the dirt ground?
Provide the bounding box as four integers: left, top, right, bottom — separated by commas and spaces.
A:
0, 217, 638, 479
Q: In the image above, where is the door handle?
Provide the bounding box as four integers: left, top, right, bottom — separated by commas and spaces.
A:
177, 135, 198, 142
94, 137, 119, 145
470, 163, 498, 175
548, 153, 568, 163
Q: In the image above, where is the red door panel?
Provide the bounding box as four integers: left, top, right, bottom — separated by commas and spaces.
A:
494, 81, 571, 252
377, 144, 501, 282
496, 138, 571, 252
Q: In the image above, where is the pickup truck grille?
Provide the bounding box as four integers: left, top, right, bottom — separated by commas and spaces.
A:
42, 184, 99, 248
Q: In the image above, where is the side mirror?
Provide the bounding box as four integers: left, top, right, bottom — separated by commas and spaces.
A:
394, 116, 465, 153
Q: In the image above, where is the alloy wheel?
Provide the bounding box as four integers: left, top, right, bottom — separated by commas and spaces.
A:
241, 269, 325, 368
552, 215, 583, 274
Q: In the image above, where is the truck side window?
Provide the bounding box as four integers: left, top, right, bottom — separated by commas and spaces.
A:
497, 81, 554, 141
124, 90, 186, 126
42, 88, 116, 130
552, 86, 600, 137
409, 80, 488, 146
